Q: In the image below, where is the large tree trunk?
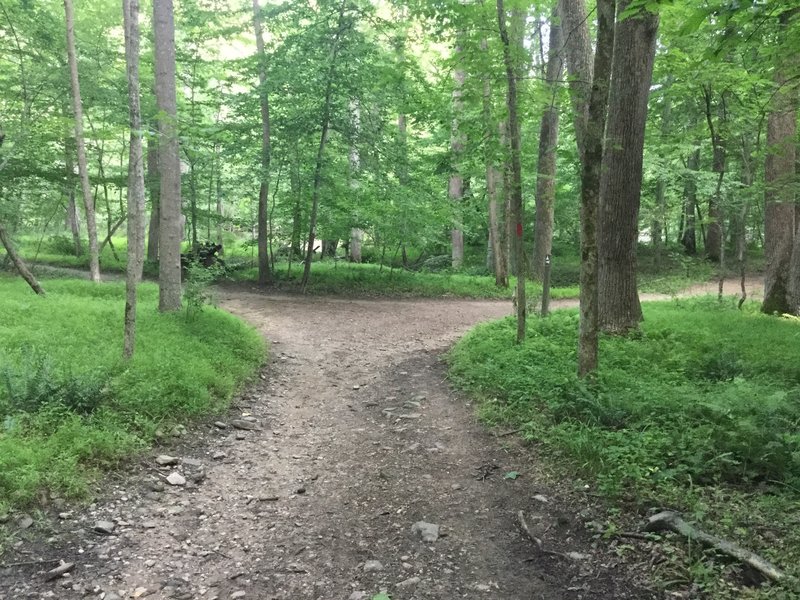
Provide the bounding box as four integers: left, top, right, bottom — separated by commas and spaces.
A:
153, 0, 182, 311
122, 0, 145, 359
764, 10, 798, 314
253, 0, 272, 286
64, 0, 100, 282
597, 1, 659, 334
532, 11, 563, 281
497, 0, 526, 342
577, 0, 614, 377
146, 134, 159, 262
449, 43, 466, 270
0, 222, 45, 295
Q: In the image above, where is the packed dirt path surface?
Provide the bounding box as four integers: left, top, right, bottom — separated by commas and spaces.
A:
0, 285, 680, 600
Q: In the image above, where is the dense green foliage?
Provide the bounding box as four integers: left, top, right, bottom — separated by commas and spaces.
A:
0, 276, 265, 514
449, 300, 800, 595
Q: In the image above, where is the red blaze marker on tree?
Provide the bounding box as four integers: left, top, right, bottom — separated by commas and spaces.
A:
516, 222, 523, 237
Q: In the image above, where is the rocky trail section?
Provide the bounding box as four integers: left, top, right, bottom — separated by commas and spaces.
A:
1, 281, 763, 600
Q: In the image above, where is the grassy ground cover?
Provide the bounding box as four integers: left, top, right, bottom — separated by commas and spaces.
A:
0, 276, 265, 519
4, 233, 751, 299
229, 260, 580, 300
448, 298, 800, 598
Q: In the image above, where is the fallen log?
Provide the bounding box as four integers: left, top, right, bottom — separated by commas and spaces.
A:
645, 510, 792, 584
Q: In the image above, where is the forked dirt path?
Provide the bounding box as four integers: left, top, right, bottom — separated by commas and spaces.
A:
0, 277, 764, 600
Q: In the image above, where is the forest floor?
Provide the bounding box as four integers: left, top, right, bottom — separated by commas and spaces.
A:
0, 276, 764, 600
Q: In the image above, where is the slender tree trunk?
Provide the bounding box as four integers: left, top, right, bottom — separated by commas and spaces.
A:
449, 44, 466, 270
481, 40, 508, 287
532, 11, 563, 281
153, 0, 182, 311
497, 0, 525, 342
558, 0, 593, 162
301, 0, 347, 291
680, 148, 699, 255
597, 1, 659, 334
290, 154, 302, 258
253, 0, 272, 286
122, 0, 145, 359
765, 10, 799, 313
577, 0, 615, 376
216, 161, 224, 249
653, 88, 672, 270
0, 222, 45, 295
146, 134, 159, 262
64, 0, 100, 282
703, 86, 726, 263
64, 139, 82, 256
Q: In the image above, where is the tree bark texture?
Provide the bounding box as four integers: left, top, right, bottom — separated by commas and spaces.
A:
123, 0, 145, 359
577, 0, 615, 376
764, 11, 799, 314
497, 0, 526, 342
253, 0, 272, 286
153, 0, 182, 311
597, 1, 659, 334
64, 0, 100, 282
532, 12, 563, 281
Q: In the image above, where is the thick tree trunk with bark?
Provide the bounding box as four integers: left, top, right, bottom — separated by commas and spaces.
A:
123, 0, 145, 359
597, 1, 659, 334
153, 0, 182, 311
253, 0, 272, 286
64, 0, 100, 282
146, 135, 159, 262
532, 12, 563, 281
497, 0, 525, 342
0, 222, 45, 295
577, 0, 614, 376
764, 12, 799, 314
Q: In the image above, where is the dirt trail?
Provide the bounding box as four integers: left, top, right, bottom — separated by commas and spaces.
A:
0, 276, 764, 600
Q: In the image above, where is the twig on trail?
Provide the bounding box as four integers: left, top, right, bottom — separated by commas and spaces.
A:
0, 558, 62, 568
612, 531, 660, 541
208, 548, 231, 559
517, 511, 569, 559
646, 510, 793, 584
495, 428, 521, 438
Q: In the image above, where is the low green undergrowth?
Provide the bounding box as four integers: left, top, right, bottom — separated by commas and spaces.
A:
448, 299, 800, 597
229, 260, 581, 300
0, 276, 265, 517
